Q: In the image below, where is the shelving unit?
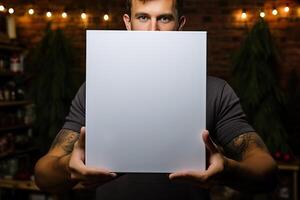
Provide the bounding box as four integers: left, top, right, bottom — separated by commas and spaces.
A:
0, 39, 37, 200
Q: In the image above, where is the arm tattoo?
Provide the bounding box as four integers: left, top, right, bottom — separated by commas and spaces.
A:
50, 129, 79, 154
224, 132, 268, 161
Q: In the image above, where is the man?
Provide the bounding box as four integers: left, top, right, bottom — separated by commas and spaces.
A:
35, 0, 277, 199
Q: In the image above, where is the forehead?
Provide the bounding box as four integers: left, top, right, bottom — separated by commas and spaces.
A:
131, 0, 177, 14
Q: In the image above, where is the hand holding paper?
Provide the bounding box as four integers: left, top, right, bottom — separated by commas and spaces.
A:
169, 130, 227, 189
69, 127, 117, 189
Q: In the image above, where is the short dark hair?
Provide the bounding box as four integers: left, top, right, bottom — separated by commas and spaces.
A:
126, 0, 184, 17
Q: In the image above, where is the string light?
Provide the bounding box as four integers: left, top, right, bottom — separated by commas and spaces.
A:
260, 11, 266, 18
284, 4, 290, 13
103, 14, 109, 21
0, 5, 5, 12
8, 8, 14, 14
46, 11, 52, 18
62, 12, 67, 18
241, 9, 247, 20
272, 7, 278, 16
81, 12, 87, 20
28, 8, 34, 15
1, 3, 295, 23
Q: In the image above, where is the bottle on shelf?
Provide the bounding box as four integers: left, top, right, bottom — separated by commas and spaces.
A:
0, 54, 10, 72
3, 86, 10, 101
10, 54, 22, 73
0, 81, 26, 102
0, 133, 14, 157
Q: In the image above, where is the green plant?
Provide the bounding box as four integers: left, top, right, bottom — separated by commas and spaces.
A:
28, 24, 78, 152
231, 19, 289, 154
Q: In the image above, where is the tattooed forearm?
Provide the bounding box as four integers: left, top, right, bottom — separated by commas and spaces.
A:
224, 132, 268, 161
50, 129, 79, 154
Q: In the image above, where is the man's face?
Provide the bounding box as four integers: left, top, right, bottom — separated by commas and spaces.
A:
123, 0, 186, 31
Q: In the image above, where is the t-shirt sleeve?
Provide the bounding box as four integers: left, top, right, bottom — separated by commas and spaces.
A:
62, 83, 86, 133
214, 82, 255, 146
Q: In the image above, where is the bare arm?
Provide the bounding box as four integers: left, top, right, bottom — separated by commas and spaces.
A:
170, 131, 278, 193
35, 129, 79, 193
34, 128, 116, 194
222, 132, 278, 192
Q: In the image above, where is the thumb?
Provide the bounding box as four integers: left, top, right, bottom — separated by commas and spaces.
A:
77, 127, 86, 148
202, 130, 218, 154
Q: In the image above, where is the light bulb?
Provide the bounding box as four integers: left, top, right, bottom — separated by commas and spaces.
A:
62, 12, 67, 18
272, 8, 278, 16
28, 8, 34, 15
241, 10, 247, 19
260, 11, 265, 18
284, 6, 290, 13
8, 8, 14, 14
0, 5, 5, 12
46, 11, 52, 18
103, 14, 109, 21
81, 12, 87, 20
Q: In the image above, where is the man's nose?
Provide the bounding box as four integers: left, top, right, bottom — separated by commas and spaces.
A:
150, 19, 159, 31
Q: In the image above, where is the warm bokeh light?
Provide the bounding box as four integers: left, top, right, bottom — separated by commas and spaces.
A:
2, 4, 294, 22
241, 10, 247, 20
28, 8, 34, 15
46, 11, 52, 18
81, 12, 87, 20
62, 12, 67, 18
272, 8, 278, 16
284, 6, 290, 13
0, 5, 5, 12
8, 8, 14, 14
260, 11, 266, 18
103, 14, 109, 21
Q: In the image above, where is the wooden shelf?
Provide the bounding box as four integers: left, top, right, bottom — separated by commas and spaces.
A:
0, 179, 38, 191
278, 160, 300, 171
0, 148, 38, 159
0, 124, 32, 132
0, 43, 23, 52
0, 101, 31, 107
0, 71, 24, 77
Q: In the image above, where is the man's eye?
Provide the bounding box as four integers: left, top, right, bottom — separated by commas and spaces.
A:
159, 17, 171, 23
137, 16, 149, 22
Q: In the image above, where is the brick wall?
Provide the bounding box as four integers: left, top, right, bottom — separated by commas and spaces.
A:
2, 0, 300, 86
2, 0, 300, 154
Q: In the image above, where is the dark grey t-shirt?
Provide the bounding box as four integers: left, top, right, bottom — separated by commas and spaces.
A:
63, 76, 254, 200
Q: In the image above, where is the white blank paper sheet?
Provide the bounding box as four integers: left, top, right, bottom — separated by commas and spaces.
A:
86, 31, 207, 173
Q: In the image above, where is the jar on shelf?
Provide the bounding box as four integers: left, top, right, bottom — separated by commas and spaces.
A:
16, 108, 25, 124
3, 86, 10, 101
0, 55, 9, 72
24, 104, 35, 124
10, 54, 21, 73
16, 88, 25, 100
0, 133, 14, 157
